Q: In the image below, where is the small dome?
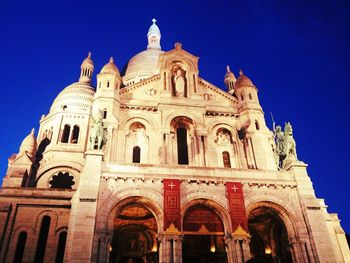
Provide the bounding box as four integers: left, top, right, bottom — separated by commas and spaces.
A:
19, 129, 37, 157
101, 57, 120, 75
235, 70, 254, 87
49, 82, 95, 114
224, 65, 236, 83
123, 49, 164, 85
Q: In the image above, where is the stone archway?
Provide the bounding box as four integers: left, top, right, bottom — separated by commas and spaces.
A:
109, 202, 159, 263
182, 204, 228, 263
248, 206, 293, 263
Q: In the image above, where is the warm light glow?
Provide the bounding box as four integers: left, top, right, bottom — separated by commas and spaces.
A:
265, 247, 271, 255
109, 244, 112, 252
152, 243, 158, 252
210, 236, 216, 253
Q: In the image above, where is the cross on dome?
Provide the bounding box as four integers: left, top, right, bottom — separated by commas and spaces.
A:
152, 18, 157, 24
226, 65, 231, 72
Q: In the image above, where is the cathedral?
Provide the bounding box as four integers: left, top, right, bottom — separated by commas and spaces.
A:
0, 19, 349, 263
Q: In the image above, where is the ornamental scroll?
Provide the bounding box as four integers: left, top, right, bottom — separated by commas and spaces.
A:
163, 179, 181, 233
226, 182, 248, 233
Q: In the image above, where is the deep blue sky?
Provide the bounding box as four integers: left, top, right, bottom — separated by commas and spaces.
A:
1, 1, 349, 233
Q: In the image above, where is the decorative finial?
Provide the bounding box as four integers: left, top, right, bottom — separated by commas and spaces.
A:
239, 69, 243, 75
109, 57, 114, 63
152, 18, 157, 24
88, 51, 92, 58
226, 65, 231, 72
175, 42, 182, 49
31, 128, 35, 134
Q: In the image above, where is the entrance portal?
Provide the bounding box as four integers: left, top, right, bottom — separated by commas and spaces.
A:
182, 204, 227, 263
248, 206, 293, 263
109, 203, 158, 263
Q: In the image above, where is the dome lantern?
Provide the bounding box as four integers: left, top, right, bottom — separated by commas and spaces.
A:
224, 65, 236, 95
147, 18, 161, 50
79, 52, 94, 83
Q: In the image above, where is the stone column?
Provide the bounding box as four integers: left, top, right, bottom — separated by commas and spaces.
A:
241, 237, 251, 262
305, 240, 316, 263
64, 151, 103, 263
173, 235, 183, 263
158, 234, 183, 263
232, 234, 251, 263
224, 235, 236, 263
288, 237, 298, 263
299, 237, 316, 263
234, 239, 243, 263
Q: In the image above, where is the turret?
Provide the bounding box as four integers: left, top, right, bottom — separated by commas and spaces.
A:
235, 70, 261, 111
92, 57, 122, 160
235, 70, 276, 170
95, 57, 122, 120
3, 129, 37, 187
224, 65, 236, 95
79, 52, 94, 83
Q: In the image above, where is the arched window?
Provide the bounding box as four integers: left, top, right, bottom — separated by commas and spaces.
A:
55, 231, 67, 263
61, 125, 70, 143
255, 120, 260, 130
132, 146, 141, 163
34, 216, 51, 263
222, 151, 231, 168
70, 125, 79, 144
13, 231, 27, 263
241, 94, 244, 100
107, 80, 110, 88
103, 110, 107, 119
249, 93, 253, 100
177, 127, 189, 165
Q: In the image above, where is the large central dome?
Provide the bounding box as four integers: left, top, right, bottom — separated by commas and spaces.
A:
123, 19, 164, 86
123, 49, 164, 85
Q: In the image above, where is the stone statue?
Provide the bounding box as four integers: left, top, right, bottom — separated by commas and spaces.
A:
216, 130, 231, 145
272, 121, 298, 169
173, 69, 185, 97
283, 122, 297, 166
89, 117, 105, 150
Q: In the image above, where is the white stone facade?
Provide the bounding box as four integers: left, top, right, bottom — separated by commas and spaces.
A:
0, 20, 349, 263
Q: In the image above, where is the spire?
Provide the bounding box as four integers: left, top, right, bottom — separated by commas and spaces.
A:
147, 18, 161, 50
79, 52, 94, 83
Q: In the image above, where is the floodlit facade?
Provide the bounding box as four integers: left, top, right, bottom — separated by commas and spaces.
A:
1, 19, 349, 263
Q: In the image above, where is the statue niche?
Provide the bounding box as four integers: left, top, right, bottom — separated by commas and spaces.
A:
171, 65, 187, 97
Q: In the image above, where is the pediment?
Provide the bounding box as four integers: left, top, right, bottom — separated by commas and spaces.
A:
199, 77, 237, 106
12, 152, 33, 165
159, 43, 199, 73
120, 74, 162, 103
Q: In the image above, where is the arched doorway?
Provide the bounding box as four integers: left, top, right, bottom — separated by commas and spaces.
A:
248, 206, 293, 263
182, 204, 227, 263
109, 203, 158, 263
